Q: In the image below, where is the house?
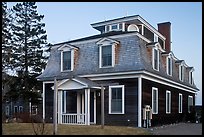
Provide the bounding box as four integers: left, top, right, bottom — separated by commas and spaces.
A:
2, 72, 42, 122
37, 15, 199, 127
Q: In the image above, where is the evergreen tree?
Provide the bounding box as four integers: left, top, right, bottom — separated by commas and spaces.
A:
10, 2, 49, 105
2, 2, 14, 72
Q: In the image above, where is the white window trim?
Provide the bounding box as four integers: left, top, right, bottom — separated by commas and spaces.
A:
105, 23, 123, 33
166, 55, 172, 76
109, 85, 125, 114
188, 95, 193, 113
166, 90, 171, 114
152, 87, 158, 114
99, 44, 115, 68
179, 64, 184, 81
154, 34, 158, 42
61, 49, 74, 72
152, 47, 160, 71
179, 93, 182, 113
189, 70, 193, 85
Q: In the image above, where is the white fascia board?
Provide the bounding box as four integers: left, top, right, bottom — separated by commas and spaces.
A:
80, 70, 198, 93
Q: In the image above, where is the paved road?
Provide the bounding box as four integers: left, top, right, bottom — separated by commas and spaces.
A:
147, 122, 202, 135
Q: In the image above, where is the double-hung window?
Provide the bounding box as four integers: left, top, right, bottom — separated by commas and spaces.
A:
102, 45, 112, 67
188, 95, 193, 113
189, 70, 193, 85
167, 56, 172, 76
152, 87, 158, 114
62, 51, 71, 71
179, 93, 182, 113
179, 64, 184, 81
109, 85, 125, 114
59, 44, 76, 72
152, 48, 159, 71
166, 90, 171, 114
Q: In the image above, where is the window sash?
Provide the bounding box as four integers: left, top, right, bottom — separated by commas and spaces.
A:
153, 48, 159, 70
167, 57, 172, 75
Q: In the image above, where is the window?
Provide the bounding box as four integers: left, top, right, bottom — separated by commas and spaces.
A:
167, 56, 172, 76
179, 93, 182, 113
166, 91, 171, 114
189, 70, 193, 85
5, 106, 9, 116
152, 87, 158, 114
152, 48, 159, 71
61, 49, 74, 72
62, 51, 71, 71
99, 44, 115, 68
188, 96, 193, 113
14, 106, 18, 114
105, 23, 123, 32
111, 24, 118, 30
109, 85, 125, 114
19, 106, 23, 113
179, 64, 184, 81
32, 105, 38, 115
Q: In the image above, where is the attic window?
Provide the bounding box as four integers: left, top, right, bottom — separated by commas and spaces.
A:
179, 64, 184, 81
58, 44, 76, 72
166, 55, 172, 76
189, 70, 193, 85
152, 48, 159, 71
105, 23, 123, 32
97, 38, 119, 68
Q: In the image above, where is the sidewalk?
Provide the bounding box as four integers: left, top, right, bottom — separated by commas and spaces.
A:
147, 122, 202, 135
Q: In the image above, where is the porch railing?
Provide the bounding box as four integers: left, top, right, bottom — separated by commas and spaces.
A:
61, 113, 85, 125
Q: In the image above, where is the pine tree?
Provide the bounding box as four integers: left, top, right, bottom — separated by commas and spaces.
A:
10, 2, 49, 107
2, 2, 14, 72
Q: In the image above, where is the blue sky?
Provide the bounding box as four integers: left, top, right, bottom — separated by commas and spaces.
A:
7, 2, 202, 105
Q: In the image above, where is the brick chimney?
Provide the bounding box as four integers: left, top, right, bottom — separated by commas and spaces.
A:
157, 22, 171, 52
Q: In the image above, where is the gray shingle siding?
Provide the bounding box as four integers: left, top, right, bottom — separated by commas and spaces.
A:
37, 32, 198, 90
37, 34, 145, 80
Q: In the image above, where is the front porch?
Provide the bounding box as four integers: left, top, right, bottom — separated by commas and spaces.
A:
43, 77, 100, 125
58, 89, 97, 125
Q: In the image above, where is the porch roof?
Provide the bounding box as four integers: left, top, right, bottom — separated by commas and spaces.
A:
51, 77, 101, 90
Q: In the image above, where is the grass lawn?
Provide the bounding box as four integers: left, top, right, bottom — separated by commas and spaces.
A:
2, 123, 151, 135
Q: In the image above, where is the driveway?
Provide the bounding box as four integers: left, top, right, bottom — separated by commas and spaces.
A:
147, 122, 202, 135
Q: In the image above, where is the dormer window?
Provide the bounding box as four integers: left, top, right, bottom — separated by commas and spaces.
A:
152, 48, 159, 71
97, 38, 119, 68
166, 55, 172, 76
189, 70, 193, 85
62, 51, 72, 71
58, 44, 78, 72
179, 64, 184, 81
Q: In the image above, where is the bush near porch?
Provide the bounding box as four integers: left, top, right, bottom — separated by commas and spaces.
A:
2, 123, 151, 135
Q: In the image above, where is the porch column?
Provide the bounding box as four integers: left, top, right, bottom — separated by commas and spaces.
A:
58, 90, 62, 124
77, 92, 81, 123
85, 88, 90, 125
138, 77, 142, 127
43, 82, 45, 120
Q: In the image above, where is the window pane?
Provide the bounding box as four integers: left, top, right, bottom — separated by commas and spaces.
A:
102, 45, 112, 66
119, 23, 122, 30
63, 51, 71, 70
